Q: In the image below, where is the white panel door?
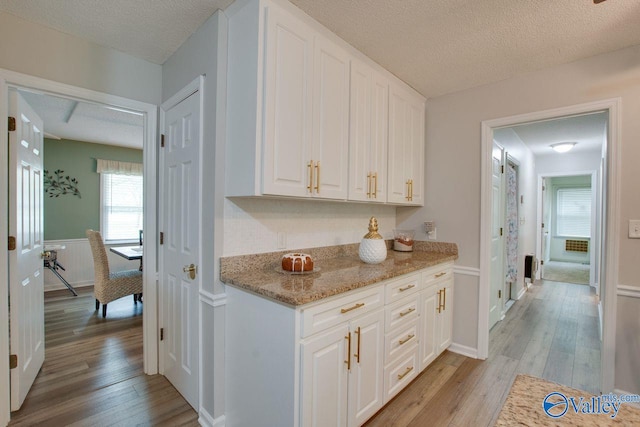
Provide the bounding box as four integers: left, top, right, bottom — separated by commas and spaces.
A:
489, 141, 505, 329
387, 85, 408, 204
348, 309, 384, 427
347, 60, 371, 202
407, 96, 424, 206
301, 324, 349, 427
262, 6, 314, 197
161, 89, 201, 409
419, 285, 438, 370
312, 35, 350, 200
370, 71, 389, 202
9, 90, 45, 411
436, 279, 454, 354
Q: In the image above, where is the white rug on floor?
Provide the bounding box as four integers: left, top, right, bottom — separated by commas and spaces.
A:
543, 261, 590, 285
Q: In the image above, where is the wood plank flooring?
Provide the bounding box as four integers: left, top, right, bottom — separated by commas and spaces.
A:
8, 287, 198, 427
9, 279, 599, 426
365, 279, 601, 427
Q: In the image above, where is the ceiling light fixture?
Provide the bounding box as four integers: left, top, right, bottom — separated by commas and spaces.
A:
550, 142, 577, 153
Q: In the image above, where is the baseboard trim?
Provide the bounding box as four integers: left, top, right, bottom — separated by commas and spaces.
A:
517, 285, 527, 300
199, 290, 227, 307
613, 389, 640, 409
199, 408, 225, 427
448, 342, 479, 359
617, 285, 640, 299
453, 265, 481, 277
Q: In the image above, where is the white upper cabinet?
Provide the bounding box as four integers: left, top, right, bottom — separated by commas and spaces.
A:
388, 83, 425, 205
348, 59, 388, 203
226, 0, 424, 205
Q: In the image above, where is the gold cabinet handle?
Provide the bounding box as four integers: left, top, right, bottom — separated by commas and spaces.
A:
344, 333, 351, 370
354, 326, 361, 364
398, 334, 415, 346
399, 284, 415, 292
341, 302, 365, 314
307, 160, 314, 193
397, 366, 414, 380
373, 172, 378, 199
314, 161, 320, 193
437, 290, 442, 313
409, 179, 413, 201
399, 307, 416, 317
443, 288, 446, 311
435, 272, 446, 278
406, 179, 411, 201
366, 173, 372, 198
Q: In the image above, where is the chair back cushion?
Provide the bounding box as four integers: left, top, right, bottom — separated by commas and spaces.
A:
86, 229, 110, 283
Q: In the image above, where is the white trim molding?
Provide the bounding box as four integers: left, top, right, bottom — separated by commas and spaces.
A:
618, 285, 640, 299
453, 265, 481, 277
448, 343, 478, 359
200, 290, 228, 307
199, 409, 225, 427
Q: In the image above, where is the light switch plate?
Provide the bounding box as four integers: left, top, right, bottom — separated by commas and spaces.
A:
629, 220, 640, 238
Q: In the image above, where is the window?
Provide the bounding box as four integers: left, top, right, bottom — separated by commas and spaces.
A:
98, 159, 143, 242
556, 187, 591, 238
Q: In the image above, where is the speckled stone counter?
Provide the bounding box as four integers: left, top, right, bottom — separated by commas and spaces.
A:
495, 374, 640, 426
220, 241, 458, 306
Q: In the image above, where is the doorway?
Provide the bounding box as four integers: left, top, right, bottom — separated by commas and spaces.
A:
0, 69, 159, 422
479, 98, 621, 394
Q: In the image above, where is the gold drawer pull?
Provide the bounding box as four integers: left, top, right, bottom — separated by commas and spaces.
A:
398, 334, 415, 346
307, 160, 313, 193
344, 333, 351, 370
373, 172, 378, 198
435, 272, 446, 278
399, 307, 416, 317
314, 161, 320, 193
367, 173, 372, 198
399, 284, 416, 292
397, 366, 414, 380
341, 303, 365, 314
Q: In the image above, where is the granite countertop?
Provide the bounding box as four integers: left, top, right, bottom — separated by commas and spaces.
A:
220, 241, 458, 306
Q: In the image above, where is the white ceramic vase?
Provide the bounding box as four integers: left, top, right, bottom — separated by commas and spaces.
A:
359, 237, 387, 264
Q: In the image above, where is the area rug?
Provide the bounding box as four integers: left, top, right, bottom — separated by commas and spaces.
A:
543, 261, 590, 285
495, 374, 640, 426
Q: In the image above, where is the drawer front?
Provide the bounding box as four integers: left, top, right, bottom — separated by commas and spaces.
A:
301, 285, 384, 337
383, 347, 419, 404
384, 273, 421, 304
385, 294, 420, 332
422, 263, 453, 287
384, 319, 419, 364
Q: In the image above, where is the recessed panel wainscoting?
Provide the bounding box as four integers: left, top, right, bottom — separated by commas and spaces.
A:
43, 239, 143, 292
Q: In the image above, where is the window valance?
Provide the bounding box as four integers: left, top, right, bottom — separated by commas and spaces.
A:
96, 159, 143, 176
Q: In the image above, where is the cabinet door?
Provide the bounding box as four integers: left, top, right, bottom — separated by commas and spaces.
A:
348, 309, 384, 427
348, 60, 372, 202
263, 6, 314, 197
387, 83, 424, 205
370, 71, 388, 202
312, 36, 350, 200
436, 279, 454, 355
302, 323, 350, 427
419, 285, 438, 370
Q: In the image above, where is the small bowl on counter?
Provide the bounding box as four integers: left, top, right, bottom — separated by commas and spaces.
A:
393, 229, 415, 252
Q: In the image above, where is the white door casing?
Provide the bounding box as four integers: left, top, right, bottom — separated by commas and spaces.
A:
160, 80, 202, 410
8, 90, 45, 411
489, 142, 505, 329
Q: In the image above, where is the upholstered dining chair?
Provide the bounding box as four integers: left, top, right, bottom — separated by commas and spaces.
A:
86, 229, 143, 318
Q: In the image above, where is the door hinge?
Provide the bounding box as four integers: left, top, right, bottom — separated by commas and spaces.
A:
500, 227, 503, 236
160, 328, 164, 341
9, 354, 17, 369
160, 134, 165, 148
160, 232, 164, 245
8, 116, 16, 132
542, 185, 546, 191
501, 165, 504, 174
498, 290, 502, 299
8, 236, 16, 251
541, 223, 545, 229
540, 260, 544, 266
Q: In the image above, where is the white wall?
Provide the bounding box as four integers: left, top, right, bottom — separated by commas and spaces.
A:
536, 150, 602, 176
397, 44, 640, 393
0, 12, 161, 105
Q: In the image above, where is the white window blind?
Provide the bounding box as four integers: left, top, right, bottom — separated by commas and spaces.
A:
556, 187, 591, 238
101, 173, 143, 242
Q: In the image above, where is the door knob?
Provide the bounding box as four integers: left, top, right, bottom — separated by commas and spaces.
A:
183, 264, 197, 280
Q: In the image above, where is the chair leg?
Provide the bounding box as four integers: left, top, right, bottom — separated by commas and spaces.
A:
95, 299, 99, 311
102, 304, 107, 318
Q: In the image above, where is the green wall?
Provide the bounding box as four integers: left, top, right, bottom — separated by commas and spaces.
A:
43, 138, 143, 240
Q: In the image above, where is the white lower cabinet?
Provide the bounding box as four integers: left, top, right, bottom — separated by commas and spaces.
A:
435, 277, 454, 354
301, 308, 384, 427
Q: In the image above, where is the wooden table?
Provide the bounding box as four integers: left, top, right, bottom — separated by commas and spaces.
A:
109, 245, 143, 260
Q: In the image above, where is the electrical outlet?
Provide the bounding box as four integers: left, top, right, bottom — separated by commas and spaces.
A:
428, 228, 437, 241
629, 220, 640, 238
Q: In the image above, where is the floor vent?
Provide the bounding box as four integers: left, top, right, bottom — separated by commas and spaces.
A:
565, 239, 588, 253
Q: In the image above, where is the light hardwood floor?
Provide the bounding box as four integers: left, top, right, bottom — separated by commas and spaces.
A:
365, 279, 600, 427
8, 287, 199, 427
10, 280, 598, 426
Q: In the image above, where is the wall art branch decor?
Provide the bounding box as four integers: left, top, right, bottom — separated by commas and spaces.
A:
44, 169, 82, 198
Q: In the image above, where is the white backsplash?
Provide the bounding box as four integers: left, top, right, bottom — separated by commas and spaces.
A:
223, 198, 397, 256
